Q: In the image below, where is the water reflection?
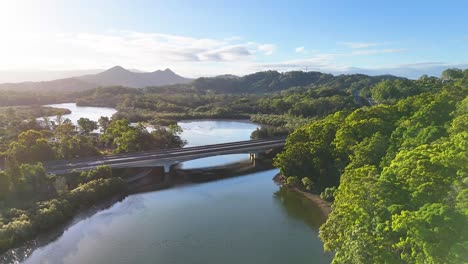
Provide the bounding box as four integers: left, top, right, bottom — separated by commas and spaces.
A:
22, 196, 146, 264
20, 170, 330, 264
178, 120, 259, 147
180, 154, 250, 169
273, 187, 326, 229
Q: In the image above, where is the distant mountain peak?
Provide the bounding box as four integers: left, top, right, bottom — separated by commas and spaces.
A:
76, 66, 192, 88
104, 66, 130, 73
215, 74, 239, 79
0, 65, 193, 91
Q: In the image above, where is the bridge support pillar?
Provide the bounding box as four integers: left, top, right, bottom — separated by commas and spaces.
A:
163, 164, 171, 174
249, 152, 261, 166
163, 164, 172, 184
249, 152, 257, 160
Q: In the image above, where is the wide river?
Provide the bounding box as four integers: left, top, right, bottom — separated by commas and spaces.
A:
16, 103, 330, 264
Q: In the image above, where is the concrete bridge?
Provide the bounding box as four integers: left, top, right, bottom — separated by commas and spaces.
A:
43, 138, 286, 175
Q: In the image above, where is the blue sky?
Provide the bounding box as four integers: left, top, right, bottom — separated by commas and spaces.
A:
0, 0, 466, 78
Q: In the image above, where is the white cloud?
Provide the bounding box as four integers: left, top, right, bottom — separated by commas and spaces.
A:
351, 48, 408, 55
0, 31, 276, 75
256, 44, 276, 55
340, 42, 380, 49
295, 46, 305, 53
254, 53, 342, 72
0, 30, 458, 79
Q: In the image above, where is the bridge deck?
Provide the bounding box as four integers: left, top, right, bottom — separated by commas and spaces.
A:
43, 138, 286, 174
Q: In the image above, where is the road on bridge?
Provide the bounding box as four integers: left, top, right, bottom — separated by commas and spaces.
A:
43, 138, 286, 174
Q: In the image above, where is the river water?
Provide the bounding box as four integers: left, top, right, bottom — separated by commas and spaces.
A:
16, 103, 330, 264
44, 103, 118, 124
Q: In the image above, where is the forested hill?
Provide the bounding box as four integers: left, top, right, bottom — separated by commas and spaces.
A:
0, 69, 402, 101
0, 66, 191, 93
274, 68, 468, 263
191, 71, 404, 94
73, 70, 400, 103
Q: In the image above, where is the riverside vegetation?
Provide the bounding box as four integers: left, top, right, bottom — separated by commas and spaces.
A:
0, 69, 466, 261
0, 110, 185, 252
275, 68, 467, 263
73, 71, 401, 130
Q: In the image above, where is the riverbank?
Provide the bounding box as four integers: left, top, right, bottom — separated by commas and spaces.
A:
0, 105, 71, 119
273, 174, 331, 218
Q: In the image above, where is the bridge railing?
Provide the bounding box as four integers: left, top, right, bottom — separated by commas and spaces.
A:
43, 138, 286, 168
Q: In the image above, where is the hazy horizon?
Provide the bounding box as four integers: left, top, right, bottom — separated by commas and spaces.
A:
0, 1, 467, 80
1, 63, 468, 84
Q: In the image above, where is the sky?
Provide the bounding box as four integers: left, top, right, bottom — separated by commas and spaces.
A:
0, 0, 467, 78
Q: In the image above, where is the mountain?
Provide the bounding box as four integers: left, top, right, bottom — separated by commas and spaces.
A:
326, 64, 468, 79
189, 70, 405, 94
0, 66, 192, 92
77, 66, 192, 88
0, 69, 104, 83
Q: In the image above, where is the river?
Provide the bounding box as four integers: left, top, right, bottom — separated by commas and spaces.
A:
44, 103, 118, 124
16, 103, 330, 264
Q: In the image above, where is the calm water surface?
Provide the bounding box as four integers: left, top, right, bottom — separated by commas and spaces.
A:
178, 120, 259, 147
23, 170, 330, 264
44, 103, 117, 124
16, 104, 330, 264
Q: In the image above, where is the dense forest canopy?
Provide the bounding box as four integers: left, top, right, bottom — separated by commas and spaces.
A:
72, 71, 409, 129
274, 68, 467, 263
191, 71, 403, 94
0, 115, 185, 252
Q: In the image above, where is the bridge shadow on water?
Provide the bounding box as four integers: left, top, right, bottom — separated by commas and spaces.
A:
123, 153, 278, 194
2, 152, 282, 263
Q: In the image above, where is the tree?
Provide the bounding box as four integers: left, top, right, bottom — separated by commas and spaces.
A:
280, 76, 467, 263
0, 171, 10, 201
55, 122, 76, 141
392, 204, 464, 263
441, 68, 463, 81
77, 118, 98, 135
100, 119, 185, 154
371, 80, 401, 103
286, 176, 300, 187
301, 177, 313, 191
98, 116, 110, 132
7, 130, 55, 163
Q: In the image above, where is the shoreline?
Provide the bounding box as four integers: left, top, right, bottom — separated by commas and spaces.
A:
273, 173, 331, 218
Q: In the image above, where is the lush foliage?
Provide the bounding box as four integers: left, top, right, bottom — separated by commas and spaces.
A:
275, 69, 468, 263
0, 91, 69, 107
191, 71, 401, 94
0, 165, 125, 252
74, 72, 403, 128
1, 111, 185, 164
250, 126, 290, 139
100, 119, 185, 153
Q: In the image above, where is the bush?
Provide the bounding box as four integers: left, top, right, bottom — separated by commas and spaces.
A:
320, 186, 337, 202
301, 177, 313, 191
286, 176, 300, 187
0, 175, 125, 253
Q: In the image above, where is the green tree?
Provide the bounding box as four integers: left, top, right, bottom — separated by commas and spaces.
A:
441, 68, 463, 81
0, 171, 10, 201
98, 116, 110, 132
77, 118, 98, 135
301, 177, 313, 191
286, 176, 300, 187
